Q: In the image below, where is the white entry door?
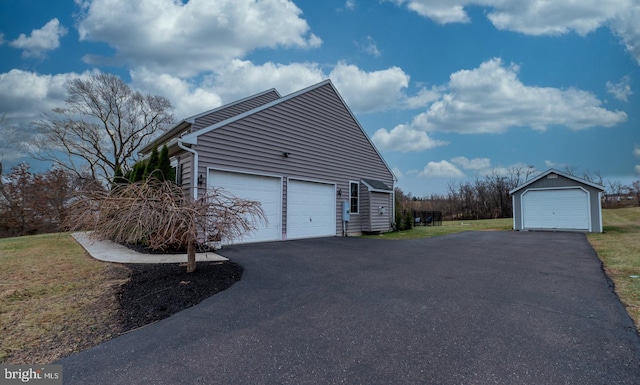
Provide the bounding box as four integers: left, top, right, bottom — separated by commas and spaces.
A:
522, 188, 589, 231
287, 180, 336, 239
209, 170, 281, 243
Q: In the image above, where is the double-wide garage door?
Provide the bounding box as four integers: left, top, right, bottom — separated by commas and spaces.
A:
209, 171, 335, 243
522, 188, 589, 231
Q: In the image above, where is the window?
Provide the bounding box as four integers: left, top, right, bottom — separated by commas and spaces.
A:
175, 163, 183, 187
350, 181, 359, 214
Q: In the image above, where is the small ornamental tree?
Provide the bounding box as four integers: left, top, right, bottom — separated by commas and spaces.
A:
65, 177, 266, 273
158, 144, 175, 182
143, 145, 160, 180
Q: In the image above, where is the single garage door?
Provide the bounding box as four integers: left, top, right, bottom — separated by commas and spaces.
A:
209, 170, 281, 243
522, 188, 589, 231
287, 180, 336, 239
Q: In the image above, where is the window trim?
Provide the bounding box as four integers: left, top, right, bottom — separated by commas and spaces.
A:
349, 181, 359, 214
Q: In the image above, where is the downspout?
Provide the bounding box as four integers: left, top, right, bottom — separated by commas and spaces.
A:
177, 139, 199, 200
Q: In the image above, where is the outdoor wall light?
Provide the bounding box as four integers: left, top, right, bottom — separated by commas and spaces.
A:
337, 188, 342, 197
198, 173, 204, 186
282, 152, 291, 158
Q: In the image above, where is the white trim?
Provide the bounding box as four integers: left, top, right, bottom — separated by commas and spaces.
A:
519, 186, 592, 232
510, 168, 604, 194
177, 140, 198, 200
349, 180, 360, 215
207, 168, 284, 243
179, 79, 396, 182
183, 80, 333, 145
360, 179, 393, 193
184, 88, 281, 123
286, 178, 337, 240
512, 194, 516, 230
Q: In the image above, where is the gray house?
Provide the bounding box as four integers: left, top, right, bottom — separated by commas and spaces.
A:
141, 79, 395, 243
510, 169, 605, 233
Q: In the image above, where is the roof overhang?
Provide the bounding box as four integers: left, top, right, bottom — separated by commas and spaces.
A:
509, 168, 605, 195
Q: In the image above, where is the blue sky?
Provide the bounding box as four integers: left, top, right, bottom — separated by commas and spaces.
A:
1, 0, 639, 196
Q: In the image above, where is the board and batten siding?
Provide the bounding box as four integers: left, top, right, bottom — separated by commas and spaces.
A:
193, 82, 394, 236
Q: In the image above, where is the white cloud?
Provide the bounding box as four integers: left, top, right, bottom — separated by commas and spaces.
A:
634, 145, 640, 157
345, 0, 356, 11
10, 18, 67, 58
337, 57, 628, 154
635, 165, 640, 175
391, 0, 640, 64
0, 69, 94, 122
359, 36, 382, 57
421, 58, 627, 134
451, 156, 491, 170
329, 62, 411, 113
419, 160, 465, 178
211, 60, 325, 101
606, 76, 633, 102
372, 123, 447, 152
403, 86, 442, 109
610, 4, 640, 65
76, 0, 321, 77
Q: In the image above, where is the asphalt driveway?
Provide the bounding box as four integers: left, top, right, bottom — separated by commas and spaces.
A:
59, 231, 640, 384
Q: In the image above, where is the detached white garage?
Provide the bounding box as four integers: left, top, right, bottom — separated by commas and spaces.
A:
510, 169, 605, 233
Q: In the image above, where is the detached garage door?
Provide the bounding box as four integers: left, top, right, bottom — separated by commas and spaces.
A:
287, 180, 336, 239
209, 170, 281, 243
522, 188, 590, 231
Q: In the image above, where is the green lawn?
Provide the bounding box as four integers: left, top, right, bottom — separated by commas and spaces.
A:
588, 207, 640, 329
362, 217, 513, 240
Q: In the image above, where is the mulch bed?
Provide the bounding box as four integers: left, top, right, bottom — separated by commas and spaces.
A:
116, 261, 243, 331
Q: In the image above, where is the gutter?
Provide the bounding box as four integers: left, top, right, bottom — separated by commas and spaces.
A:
177, 139, 199, 200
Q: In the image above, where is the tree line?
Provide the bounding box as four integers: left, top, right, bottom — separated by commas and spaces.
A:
395, 167, 640, 225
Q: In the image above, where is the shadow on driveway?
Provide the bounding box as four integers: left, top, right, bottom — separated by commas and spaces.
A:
59, 231, 640, 384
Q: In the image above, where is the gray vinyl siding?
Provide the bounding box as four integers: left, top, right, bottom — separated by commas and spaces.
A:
359, 183, 370, 231
511, 173, 603, 232
369, 192, 392, 232
178, 154, 193, 196
191, 90, 280, 132
194, 82, 394, 236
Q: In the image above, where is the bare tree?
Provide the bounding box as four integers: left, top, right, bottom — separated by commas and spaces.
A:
65, 177, 266, 273
32, 73, 174, 182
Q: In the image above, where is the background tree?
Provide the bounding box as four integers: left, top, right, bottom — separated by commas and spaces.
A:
0, 164, 82, 237
32, 73, 174, 182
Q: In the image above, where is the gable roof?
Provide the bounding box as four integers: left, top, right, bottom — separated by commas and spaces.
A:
180, 79, 395, 178
141, 88, 282, 154
509, 168, 605, 195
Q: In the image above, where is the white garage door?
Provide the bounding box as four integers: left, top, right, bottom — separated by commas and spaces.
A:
287, 180, 336, 239
209, 170, 281, 243
522, 188, 589, 230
